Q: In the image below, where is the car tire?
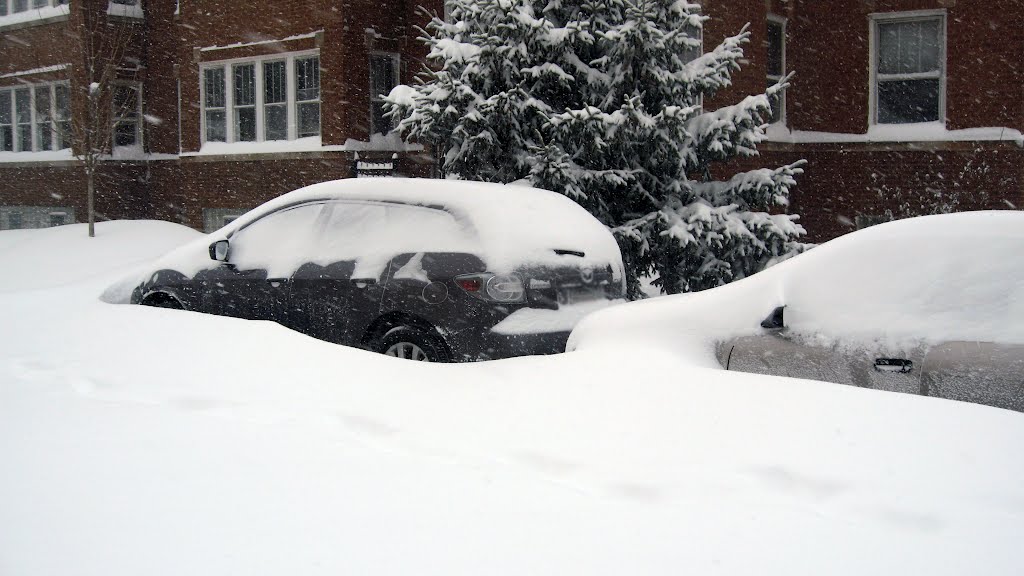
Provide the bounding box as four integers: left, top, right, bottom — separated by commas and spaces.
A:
377, 327, 451, 362
142, 293, 184, 310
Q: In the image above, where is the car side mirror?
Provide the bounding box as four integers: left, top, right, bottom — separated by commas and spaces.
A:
209, 239, 230, 262
760, 305, 785, 331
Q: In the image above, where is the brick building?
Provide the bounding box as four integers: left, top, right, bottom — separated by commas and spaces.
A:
1, 0, 1021, 240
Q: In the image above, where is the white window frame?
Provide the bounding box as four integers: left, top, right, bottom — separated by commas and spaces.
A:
0, 82, 71, 153
869, 9, 946, 126
766, 14, 786, 125
368, 51, 400, 136
200, 50, 320, 145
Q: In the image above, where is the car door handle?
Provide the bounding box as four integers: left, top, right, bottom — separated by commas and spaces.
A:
353, 278, 377, 288
267, 278, 288, 288
875, 358, 913, 373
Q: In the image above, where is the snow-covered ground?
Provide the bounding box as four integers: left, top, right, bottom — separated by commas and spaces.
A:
2, 221, 1024, 576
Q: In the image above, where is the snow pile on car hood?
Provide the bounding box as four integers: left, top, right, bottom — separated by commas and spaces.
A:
144, 178, 623, 282
569, 211, 1024, 362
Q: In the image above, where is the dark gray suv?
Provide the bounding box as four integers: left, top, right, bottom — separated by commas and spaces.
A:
130, 178, 625, 361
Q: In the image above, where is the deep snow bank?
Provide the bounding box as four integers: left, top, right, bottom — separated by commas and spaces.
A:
1, 219, 1024, 576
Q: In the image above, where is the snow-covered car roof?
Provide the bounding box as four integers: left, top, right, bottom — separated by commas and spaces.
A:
569, 211, 1024, 361
146, 178, 623, 280
227, 178, 620, 272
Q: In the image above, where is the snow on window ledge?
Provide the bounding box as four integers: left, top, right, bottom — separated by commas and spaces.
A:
765, 122, 1024, 147
0, 149, 75, 164
0, 5, 70, 31
182, 135, 424, 157
107, 2, 144, 19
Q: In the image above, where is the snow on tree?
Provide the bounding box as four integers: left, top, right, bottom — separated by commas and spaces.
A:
387, 0, 807, 297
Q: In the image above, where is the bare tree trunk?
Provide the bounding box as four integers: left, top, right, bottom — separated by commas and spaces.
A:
87, 168, 95, 238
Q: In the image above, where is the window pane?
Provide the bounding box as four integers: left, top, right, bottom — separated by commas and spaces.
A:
55, 84, 70, 120
295, 57, 320, 102
114, 121, 137, 147
15, 89, 30, 123
32, 0, 48, 7
264, 61, 286, 104
233, 64, 255, 106
878, 23, 900, 75
370, 101, 390, 135
919, 20, 940, 72
204, 68, 225, 108
206, 110, 226, 142
18, 126, 31, 151
369, 55, 396, 99
767, 80, 783, 124
55, 84, 70, 148
897, 21, 922, 74
235, 107, 256, 142
8, 212, 22, 229
0, 91, 10, 124
113, 85, 139, 118
681, 24, 701, 63
878, 79, 940, 123
0, 127, 12, 152
13, 0, 28, 12
265, 103, 287, 140
35, 88, 52, 150
297, 101, 320, 137
766, 22, 783, 77
0, 1, 7, 16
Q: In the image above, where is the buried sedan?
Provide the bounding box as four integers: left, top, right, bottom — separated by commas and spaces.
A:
569, 211, 1024, 412
130, 178, 625, 362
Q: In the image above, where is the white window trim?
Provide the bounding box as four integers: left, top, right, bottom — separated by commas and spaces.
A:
0, 81, 71, 153
767, 14, 786, 126
368, 51, 400, 136
868, 9, 947, 126
200, 50, 320, 146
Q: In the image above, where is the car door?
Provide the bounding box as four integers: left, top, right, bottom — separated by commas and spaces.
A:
922, 341, 1024, 412
287, 201, 389, 345
720, 307, 925, 396
199, 201, 326, 324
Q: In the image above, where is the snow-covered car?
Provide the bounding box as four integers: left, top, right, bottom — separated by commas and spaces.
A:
569, 211, 1024, 411
130, 178, 625, 361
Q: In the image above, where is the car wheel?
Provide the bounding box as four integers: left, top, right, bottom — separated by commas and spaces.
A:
142, 293, 183, 310
378, 327, 451, 362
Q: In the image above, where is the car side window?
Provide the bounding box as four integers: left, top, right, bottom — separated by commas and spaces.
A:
229, 202, 326, 273
318, 202, 390, 261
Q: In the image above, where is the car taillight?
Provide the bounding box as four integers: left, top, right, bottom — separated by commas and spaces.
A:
455, 273, 525, 303
456, 277, 482, 292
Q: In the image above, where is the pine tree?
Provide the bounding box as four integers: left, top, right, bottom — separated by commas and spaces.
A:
387, 0, 807, 297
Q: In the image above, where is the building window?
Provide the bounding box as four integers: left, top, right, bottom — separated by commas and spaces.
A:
766, 16, 785, 124
8, 211, 21, 229
48, 211, 67, 227
872, 12, 945, 124
112, 82, 141, 148
201, 52, 321, 145
0, 83, 70, 153
369, 53, 399, 135
2, 0, 67, 14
